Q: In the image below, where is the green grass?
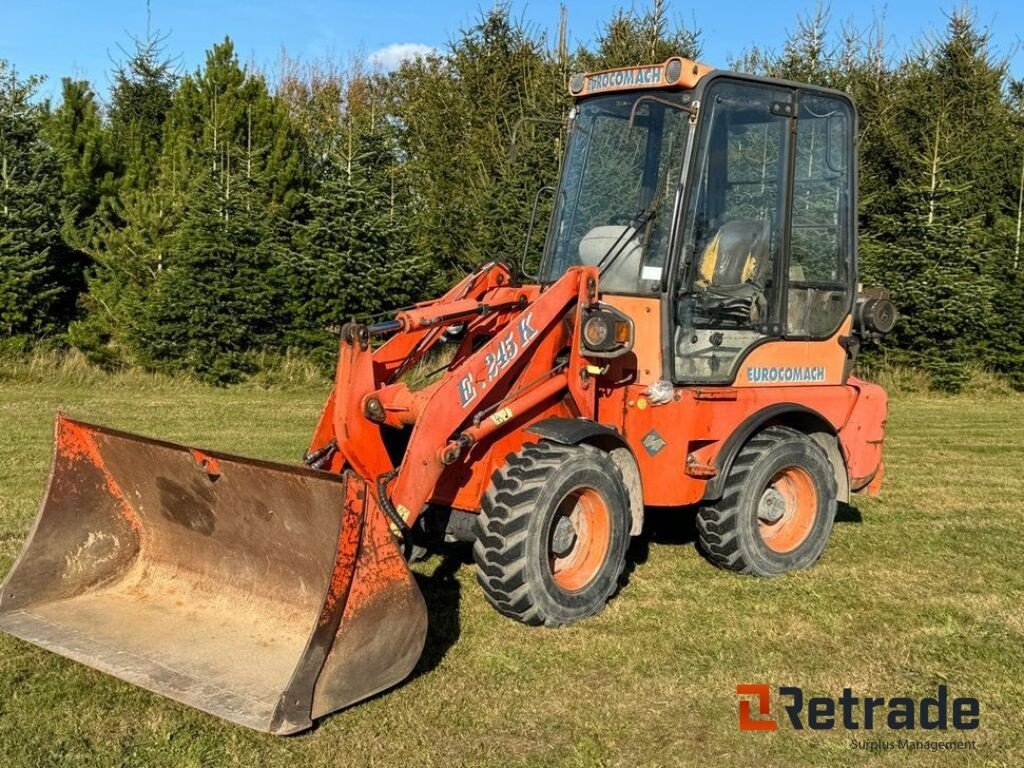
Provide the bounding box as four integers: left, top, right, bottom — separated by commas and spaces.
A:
0, 382, 1022, 767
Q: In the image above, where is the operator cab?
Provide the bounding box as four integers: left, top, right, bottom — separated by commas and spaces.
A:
540, 58, 856, 385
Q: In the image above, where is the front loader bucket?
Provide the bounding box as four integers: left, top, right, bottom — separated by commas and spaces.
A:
0, 415, 427, 734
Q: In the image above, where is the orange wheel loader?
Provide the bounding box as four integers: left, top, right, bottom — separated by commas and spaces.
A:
0, 58, 895, 734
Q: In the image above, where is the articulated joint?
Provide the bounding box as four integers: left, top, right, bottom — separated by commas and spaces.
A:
364, 396, 386, 423
340, 322, 371, 350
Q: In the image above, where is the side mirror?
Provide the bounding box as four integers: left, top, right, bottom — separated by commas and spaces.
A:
509, 116, 567, 164
520, 185, 555, 282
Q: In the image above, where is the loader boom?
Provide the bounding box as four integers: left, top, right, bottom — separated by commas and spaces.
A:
322, 264, 596, 531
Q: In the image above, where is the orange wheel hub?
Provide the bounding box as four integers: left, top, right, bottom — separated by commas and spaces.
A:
757, 466, 817, 553
549, 487, 611, 591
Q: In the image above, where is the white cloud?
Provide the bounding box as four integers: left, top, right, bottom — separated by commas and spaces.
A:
367, 43, 437, 70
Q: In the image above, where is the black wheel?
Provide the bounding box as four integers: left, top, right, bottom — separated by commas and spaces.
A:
473, 441, 631, 627
696, 425, 837, 576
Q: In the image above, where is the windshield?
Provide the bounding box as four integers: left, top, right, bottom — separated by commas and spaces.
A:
541, 91, 691, 292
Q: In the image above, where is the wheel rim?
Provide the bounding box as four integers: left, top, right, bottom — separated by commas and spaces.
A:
757, 466, 817, 553
549, 487, 611, 592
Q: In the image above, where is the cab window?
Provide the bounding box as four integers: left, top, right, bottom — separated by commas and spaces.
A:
674, 80, 792, 382
542, 93, 690, 293
786, 93, 853, 337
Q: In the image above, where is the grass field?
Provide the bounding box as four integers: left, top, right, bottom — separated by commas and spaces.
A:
0, 380, 1022, 767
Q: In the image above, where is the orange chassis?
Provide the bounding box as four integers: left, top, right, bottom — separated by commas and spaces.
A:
308, 261, 886, 530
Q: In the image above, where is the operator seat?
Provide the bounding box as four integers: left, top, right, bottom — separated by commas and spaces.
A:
693, 218, 771, 325
697, 218, 770, 288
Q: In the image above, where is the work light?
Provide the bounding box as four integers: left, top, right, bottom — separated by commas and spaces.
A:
581, 306, 634, 357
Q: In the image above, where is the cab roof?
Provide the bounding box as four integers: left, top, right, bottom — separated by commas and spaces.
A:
569, 57, 714, 98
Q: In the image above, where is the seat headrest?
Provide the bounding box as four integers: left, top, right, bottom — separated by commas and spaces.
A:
578, 225, 641, 266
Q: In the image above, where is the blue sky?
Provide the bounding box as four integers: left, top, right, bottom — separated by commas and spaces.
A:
2, 1, 1022, 103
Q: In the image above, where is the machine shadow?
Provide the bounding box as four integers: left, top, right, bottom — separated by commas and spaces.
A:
408, 551, 465, 679
836, 501, 863, 524
625, 500, 863, 574
625, 506, 699, 571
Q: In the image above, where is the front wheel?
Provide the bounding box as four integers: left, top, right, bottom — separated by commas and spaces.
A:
473, 441, 631, 627
696, 425, 837, 576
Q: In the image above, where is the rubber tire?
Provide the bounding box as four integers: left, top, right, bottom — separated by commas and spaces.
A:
473, 441, 630, 627
696, 425, 837, 576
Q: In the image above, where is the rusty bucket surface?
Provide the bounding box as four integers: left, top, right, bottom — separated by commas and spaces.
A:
0, 415, 427, 734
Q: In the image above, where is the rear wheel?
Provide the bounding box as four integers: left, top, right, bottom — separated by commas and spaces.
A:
473, 441, 630, 627
696, 426, 837, 576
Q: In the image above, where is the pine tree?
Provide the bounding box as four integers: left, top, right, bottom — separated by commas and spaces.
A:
281, 129, 427, 366
72, 37, 307, 370
45, 78, 112, 238
159, 38, 306, 217
66, 23, 179, 364
43, 78, 114, 318
0, 61, 66, 341
860, 10, 1010, 389
67, 190, 175, 366
134, 160, 284, 383
107, 27, 178, 196
582, 0, 702, 70
390, 7, 567, 282
862, 212, 997, 391
995, 80, 1024, 387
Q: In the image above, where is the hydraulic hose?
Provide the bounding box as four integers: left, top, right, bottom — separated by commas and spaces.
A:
376, 470, 410, 533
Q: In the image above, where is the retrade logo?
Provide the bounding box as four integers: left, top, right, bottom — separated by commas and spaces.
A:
736, 684, 980, 732
737, 684, 777, 731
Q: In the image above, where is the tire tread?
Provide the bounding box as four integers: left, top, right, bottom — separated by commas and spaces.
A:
696, 425, 836, 575
473, 441, 627, 627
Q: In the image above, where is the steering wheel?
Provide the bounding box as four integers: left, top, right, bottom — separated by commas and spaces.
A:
691, 285, 769, 328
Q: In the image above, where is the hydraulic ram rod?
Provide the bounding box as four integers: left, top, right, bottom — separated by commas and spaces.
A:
366, 299, 527, 338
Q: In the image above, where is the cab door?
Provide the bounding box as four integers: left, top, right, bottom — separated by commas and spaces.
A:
671, 78, 856, 386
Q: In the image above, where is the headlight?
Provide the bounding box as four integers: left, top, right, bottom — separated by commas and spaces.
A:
583, 314, 612, 348
580, 306, 634, 357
